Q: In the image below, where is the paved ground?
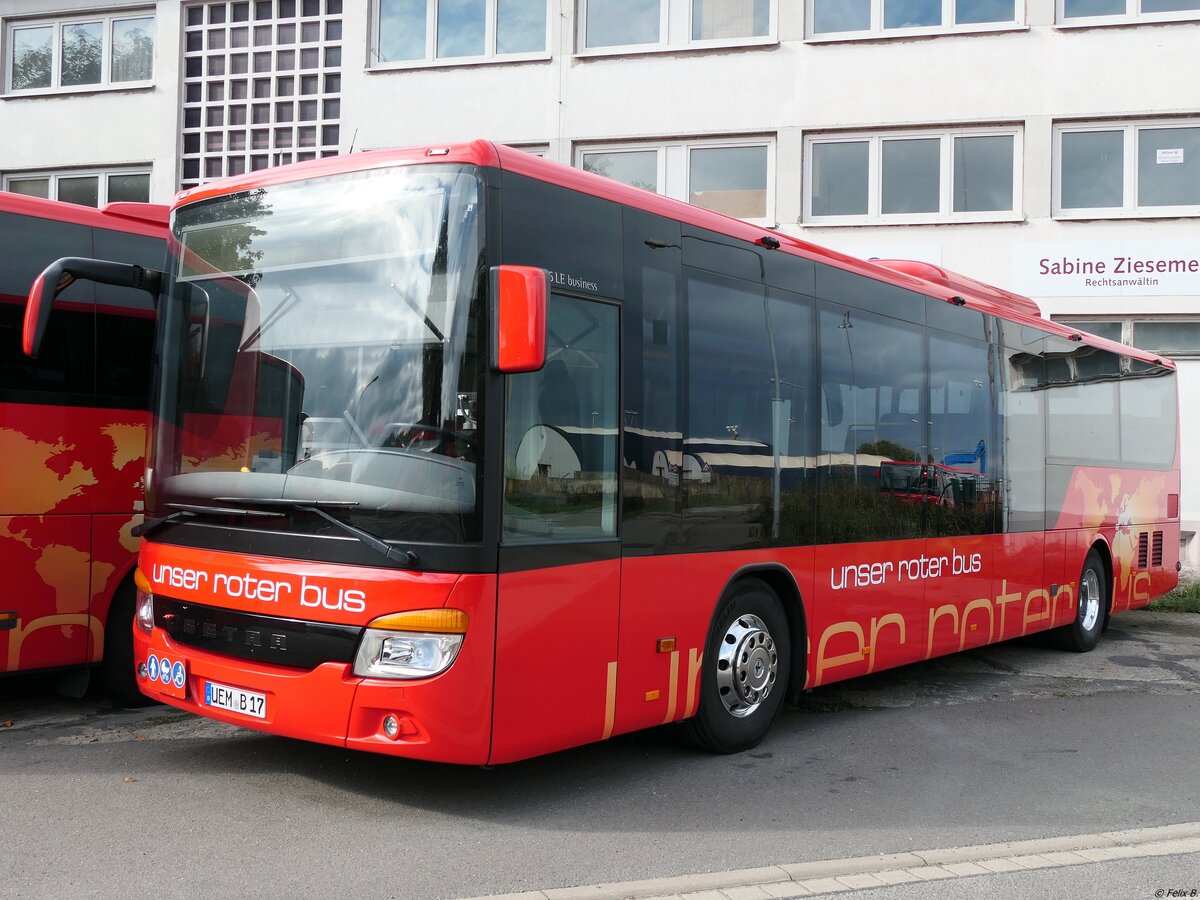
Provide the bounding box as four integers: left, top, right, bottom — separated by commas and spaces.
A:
1, 610, 1198, 899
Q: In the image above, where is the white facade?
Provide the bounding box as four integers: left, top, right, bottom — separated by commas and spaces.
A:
1, 0, 1197, 563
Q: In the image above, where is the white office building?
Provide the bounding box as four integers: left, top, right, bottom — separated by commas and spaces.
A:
1, 0, 1197, 564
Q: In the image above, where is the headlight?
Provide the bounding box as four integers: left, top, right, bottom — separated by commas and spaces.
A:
353, 609, 467, 680
135, 589, 154, 634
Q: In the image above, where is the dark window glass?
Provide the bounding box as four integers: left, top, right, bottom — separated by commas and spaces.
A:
768, 292, 817, 546
928, 332, 997, 535
817, 306, 926, 543
503, 296, 619, 542
683, 272, 775, 551
999, 322, 1046, 533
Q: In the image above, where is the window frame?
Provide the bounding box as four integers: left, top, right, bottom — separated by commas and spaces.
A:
369, 0, 554, 70
3, 8, 155, 96
803, 126, 1024, 226
574, 136, 777, 226
1055, 0, 1200, 28
1053, 119, 1200, 220
2, 166, 153, 206
1054, 316, 1200, 360
805, 0, 1024, 41
576, 0, 778, 57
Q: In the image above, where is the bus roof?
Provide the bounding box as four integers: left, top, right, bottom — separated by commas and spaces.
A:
174, 140, 1174, 371
0, 190, 168, 238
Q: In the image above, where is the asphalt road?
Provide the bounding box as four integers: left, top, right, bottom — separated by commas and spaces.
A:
2, 610, 1198, 900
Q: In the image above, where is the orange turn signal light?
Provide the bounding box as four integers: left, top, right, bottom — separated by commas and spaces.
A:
368, 609, 468, 634
134, 567, 152, 593
656, 637, 676, 654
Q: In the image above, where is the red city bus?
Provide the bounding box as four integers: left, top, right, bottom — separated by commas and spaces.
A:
1, 192, 166, 700
25, 142, 1180, 762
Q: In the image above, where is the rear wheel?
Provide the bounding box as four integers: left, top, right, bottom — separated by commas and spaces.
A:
1051, 549, 1108, 653
101, 582, 154, 706
682, 578, 791, 754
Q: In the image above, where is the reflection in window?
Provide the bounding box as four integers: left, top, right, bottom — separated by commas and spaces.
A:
112, 18, 154, 82
818, 307, 926, 543
885, 0, 940, 29
812, 0, 870, 32
503, 297, 619, 541
813, 0, 1012, 33
377, 0, 546, 62
581, 150, 659, 191
11, 27, 53, 90
6, 14, 155, 92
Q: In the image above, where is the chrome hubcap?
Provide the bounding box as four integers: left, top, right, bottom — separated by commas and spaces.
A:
716, 614, 778, 718
1080, 568, 1101, 631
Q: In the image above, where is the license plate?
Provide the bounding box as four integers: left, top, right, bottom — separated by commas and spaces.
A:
204, 680, 267, 719
146, 653, 188, 699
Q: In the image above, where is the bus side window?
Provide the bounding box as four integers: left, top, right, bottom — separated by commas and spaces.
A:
502, 296, 619, 542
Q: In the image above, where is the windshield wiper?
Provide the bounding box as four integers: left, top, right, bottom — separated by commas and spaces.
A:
132, 503, 286, 538
214, 497, 419, 568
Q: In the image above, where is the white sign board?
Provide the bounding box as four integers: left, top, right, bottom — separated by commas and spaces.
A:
1012, 240, 1200, 297
1157, 148, 1184, 165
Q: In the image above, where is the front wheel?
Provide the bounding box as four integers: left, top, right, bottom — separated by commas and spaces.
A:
101, 582, 155, 707
681, 579, 791, 754
1051, 549, 1108, 653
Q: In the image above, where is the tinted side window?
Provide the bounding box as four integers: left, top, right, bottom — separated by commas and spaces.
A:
999, 323, 1046, 533
683, 270, 775, 551
503, 296, 619, 542
818, 305, 926, 543
0, 301, 95, 401
929, 330, 997, 536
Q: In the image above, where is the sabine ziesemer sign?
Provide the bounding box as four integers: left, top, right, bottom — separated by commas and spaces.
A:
1012, 240, 1200, 297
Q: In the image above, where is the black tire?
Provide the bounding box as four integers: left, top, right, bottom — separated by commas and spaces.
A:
1050, 549, 1108, 653
101, 582, 155, 706
681, 578, 791, 754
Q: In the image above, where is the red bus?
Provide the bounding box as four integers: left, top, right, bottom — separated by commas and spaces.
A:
25, 142, 1180, 762
1, 192, 166, 700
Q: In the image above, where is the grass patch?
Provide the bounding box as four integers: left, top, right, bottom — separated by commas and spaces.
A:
1147, 580, 1200, 613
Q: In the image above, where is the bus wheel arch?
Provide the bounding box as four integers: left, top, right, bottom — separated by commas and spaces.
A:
1088, 538, 1115, 629
1051, 543, 1110, 653
101, 569, 154, 706
681, 566, 803, 753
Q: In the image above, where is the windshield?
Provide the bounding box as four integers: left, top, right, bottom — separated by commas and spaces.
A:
148, 165, 487, 545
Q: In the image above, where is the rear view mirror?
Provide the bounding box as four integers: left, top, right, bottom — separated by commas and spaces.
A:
24, 256, 163, 359
490, 265, 547, 374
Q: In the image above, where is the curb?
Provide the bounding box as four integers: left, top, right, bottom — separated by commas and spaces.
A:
461, 821, 1200, 900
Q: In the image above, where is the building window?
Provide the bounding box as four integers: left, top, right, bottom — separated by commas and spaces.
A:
808, 0, 1018, 38
1058, 0, 1200, 26
5, 11, 154, 94
181, 0, 342, 190
3, 168, 152, 206
1057, 318, 1200, 359
1055, 120, 1200, 218
579, 0, 775, 53
805, 127, 1021, 224
372, 0, 550, 66
577, 138, 774, 223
